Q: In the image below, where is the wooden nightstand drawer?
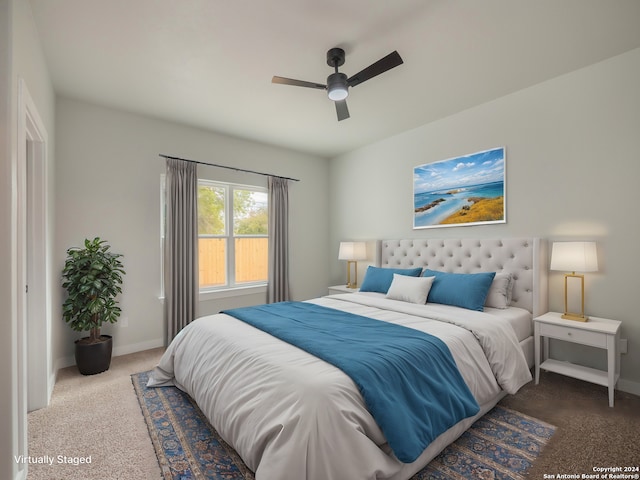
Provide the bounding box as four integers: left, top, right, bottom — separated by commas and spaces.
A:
538, 322, 606, 348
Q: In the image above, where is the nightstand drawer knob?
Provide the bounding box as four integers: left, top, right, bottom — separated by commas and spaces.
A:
567, 332, 572, 336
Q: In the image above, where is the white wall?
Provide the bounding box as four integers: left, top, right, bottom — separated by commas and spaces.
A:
0, 1, 15, 476
54, 98, 330, 366
1, 0, 56, 478
330, 48, 640, 391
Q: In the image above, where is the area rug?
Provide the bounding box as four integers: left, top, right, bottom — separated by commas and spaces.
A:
132, 371, 555, 480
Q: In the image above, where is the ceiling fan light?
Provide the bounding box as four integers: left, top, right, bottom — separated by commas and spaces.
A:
327, 73, 349, 101
328, 87, 348, 101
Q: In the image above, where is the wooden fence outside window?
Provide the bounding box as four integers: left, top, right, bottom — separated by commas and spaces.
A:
198, 237, 268, 287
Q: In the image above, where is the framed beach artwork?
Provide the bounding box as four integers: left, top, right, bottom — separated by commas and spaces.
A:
413, 147, 506, 229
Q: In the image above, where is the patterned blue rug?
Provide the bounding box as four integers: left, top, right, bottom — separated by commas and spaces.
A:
132, 371, 555, 480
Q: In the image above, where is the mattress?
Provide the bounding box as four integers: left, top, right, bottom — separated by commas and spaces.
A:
484, 305, 533, 342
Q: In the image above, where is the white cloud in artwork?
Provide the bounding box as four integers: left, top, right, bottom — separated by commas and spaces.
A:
453, 162, 475, 171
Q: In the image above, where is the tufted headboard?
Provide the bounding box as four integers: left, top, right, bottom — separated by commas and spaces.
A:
376, 238, 548, 316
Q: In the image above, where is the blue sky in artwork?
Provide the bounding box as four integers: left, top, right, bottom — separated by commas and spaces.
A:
414, 148, 505, 194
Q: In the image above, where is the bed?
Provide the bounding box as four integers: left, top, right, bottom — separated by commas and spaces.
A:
148, 237, 548, 480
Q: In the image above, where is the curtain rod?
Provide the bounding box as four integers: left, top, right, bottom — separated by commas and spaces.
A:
159, 154, 300, 182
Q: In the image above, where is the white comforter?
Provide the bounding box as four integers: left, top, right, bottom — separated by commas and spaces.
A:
148, 293, 532, 480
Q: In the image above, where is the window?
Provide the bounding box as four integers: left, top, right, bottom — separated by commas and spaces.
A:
197, 180, 268, 291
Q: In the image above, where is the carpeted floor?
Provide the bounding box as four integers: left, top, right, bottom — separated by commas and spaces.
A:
27, 348, 164, 480
28, 347, 640, 479
500, 373, 640, 478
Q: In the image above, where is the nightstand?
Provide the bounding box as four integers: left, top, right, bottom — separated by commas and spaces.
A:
328, 285, 359, 295
534, 312, 621, 407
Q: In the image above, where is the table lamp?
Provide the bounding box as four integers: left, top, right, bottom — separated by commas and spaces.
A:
550, 241, 598, 321
338, 242, 367, 289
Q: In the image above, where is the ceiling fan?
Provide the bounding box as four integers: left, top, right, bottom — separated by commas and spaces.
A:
272, 47, 403, 121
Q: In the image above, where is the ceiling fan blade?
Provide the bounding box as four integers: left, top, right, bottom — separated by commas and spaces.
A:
272, 76, 326, 90
347, 51, 403, 88
335, 100, 350, 121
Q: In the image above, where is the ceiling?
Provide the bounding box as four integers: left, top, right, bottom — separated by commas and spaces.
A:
30, 0, 640, 158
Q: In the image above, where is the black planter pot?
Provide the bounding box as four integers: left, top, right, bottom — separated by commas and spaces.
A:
74, 335, 113, 375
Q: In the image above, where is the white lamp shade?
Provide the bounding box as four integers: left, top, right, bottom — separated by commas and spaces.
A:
338, 242, 367, 261
550, 241, 598, 272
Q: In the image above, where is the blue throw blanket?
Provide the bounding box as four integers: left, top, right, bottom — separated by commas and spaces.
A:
222, 302, 480, 463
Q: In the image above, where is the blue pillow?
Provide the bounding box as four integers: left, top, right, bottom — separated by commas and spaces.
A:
423, 269, 496, 311
359, 266, 423, 294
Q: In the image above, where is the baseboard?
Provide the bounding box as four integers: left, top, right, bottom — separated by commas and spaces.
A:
112, 338, 164, 357
48, 370, 55, 402
55, 355, 76, 371
54, 338, 165, 373
14, 465, 27, 480
617, 377, 640, 397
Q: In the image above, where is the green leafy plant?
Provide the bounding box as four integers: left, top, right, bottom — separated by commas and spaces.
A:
62, 237, 125, 344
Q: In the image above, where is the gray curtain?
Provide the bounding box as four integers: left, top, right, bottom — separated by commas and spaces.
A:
164, 159, 198, 343
267, 176, 290, 303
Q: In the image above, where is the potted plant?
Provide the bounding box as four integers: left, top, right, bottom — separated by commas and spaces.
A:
62, 237, 125, 375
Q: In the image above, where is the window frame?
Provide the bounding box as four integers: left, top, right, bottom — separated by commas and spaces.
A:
198, 179, 269, 294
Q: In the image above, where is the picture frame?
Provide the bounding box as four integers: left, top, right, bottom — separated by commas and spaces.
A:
413, 147, 506, 229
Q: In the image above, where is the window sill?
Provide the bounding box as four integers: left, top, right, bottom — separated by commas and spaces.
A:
158, 284, 267, 303
200, 284, 267, 301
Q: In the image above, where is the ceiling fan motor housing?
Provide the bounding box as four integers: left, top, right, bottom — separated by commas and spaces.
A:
327, 72, 349, 100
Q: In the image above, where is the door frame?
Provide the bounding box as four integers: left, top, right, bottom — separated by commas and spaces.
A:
17, 77, 51, 418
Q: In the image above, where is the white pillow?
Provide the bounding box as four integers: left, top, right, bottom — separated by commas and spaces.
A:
484, 273, 513, 309
386, 274, 435, 304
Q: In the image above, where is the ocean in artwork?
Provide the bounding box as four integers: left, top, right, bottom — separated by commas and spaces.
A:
413, 148, 505, 228
414, 181, 504, 227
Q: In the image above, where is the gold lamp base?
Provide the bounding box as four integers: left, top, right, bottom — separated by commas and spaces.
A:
561, 312, 589, 322
345, 260, 359, 289
562, 272, 589, 322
